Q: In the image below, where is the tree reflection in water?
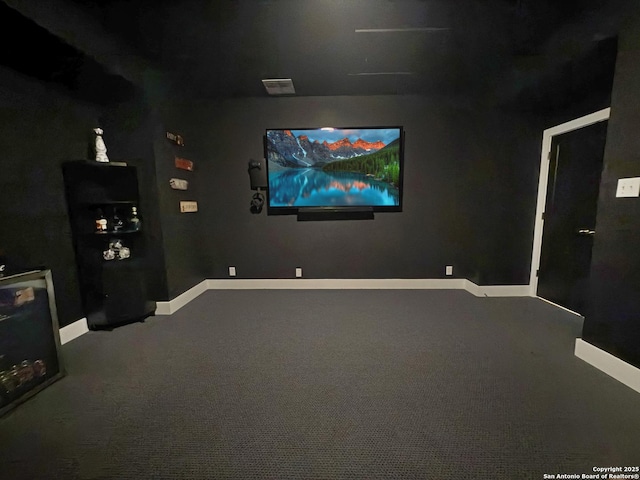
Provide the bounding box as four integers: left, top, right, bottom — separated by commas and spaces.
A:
269, 168, 399, 207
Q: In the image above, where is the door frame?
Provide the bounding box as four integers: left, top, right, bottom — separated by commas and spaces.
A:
528, 107, 610, 301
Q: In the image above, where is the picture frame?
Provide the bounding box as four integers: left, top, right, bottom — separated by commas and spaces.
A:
0, 269, 66, 417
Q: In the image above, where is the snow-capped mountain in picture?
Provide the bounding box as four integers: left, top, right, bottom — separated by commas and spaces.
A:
266, 129, 392, 168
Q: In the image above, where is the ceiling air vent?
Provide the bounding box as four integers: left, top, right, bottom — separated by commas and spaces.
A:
262, 78, 296, 95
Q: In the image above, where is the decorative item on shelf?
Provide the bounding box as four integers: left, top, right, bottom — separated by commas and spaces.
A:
175, 157, 194, 171
118, 246, 131, 260
93, 128, 109, 163
112, 208, 124, 232
95, 208, 108, 232
128, 206, 141, 231
169, 178, 189, 190
166, 131, 184, 146
103, 239, 131, 261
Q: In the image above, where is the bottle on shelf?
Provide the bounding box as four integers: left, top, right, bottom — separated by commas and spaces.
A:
129, 206, 141, 231
95, 208, 108, 232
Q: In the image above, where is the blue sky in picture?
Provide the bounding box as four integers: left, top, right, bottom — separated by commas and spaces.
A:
290, 128, 400, 145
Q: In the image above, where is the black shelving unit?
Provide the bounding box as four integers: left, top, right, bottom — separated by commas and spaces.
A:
62, 161, 155, 330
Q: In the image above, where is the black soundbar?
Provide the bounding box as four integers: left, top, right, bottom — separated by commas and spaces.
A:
297, 207, 374, 221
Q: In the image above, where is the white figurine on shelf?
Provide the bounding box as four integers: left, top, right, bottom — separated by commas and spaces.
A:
94, 127, 109, 163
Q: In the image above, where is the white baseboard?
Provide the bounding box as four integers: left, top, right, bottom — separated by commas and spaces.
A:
206, 278, 468, 290
464, 281, 532, 297
536, 296, 583, 317
59, 317, 89, 345
123, 278, 533, 315
207, 278, 532, 295
60, 278, 532, 344
155, 279, 208, 315
575, 339, 640, 394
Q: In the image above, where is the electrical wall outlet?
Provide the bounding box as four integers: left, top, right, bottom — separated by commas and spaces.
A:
295, 268, 303, 278
445, 265, 453, 276
179, 201, 198, 212
228, 266, 236, 277
615, 177, 640, 198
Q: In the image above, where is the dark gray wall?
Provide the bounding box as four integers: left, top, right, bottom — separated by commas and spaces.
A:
0, 69, 174, 326
583, 12, 640, 368
0, 66, 104, 326
89, 100, 208, 302
0, 0, 621, 328
0, 3, 176, 326
179, 95, 544, 284
150, 110, 209, 299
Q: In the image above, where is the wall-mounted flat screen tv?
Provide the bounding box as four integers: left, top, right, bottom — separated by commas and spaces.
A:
264, 126, 404, 216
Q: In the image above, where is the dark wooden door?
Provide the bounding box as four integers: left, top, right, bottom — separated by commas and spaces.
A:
537, 120, 608, 314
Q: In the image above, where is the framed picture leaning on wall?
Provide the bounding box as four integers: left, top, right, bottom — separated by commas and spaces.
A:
0, 269, 65, 417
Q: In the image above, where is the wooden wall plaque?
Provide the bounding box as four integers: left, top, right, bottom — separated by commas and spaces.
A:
175, 157, 194, 171
166, 132, 184, 146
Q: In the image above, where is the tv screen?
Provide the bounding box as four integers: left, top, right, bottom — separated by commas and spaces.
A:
264, 126, 404, 216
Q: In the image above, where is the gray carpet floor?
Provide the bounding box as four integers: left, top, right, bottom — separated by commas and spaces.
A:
1, 289, 639, 479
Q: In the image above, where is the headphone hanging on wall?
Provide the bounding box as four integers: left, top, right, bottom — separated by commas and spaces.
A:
248, 159, 266, 214
250, 188, 265, 214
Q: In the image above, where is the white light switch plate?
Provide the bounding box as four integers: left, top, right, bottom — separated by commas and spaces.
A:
295, 268, 303, 278
180, 201, 198, 212
445, 265, 453, 276
228, 266, 236, 277
616, 177, 640, 197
